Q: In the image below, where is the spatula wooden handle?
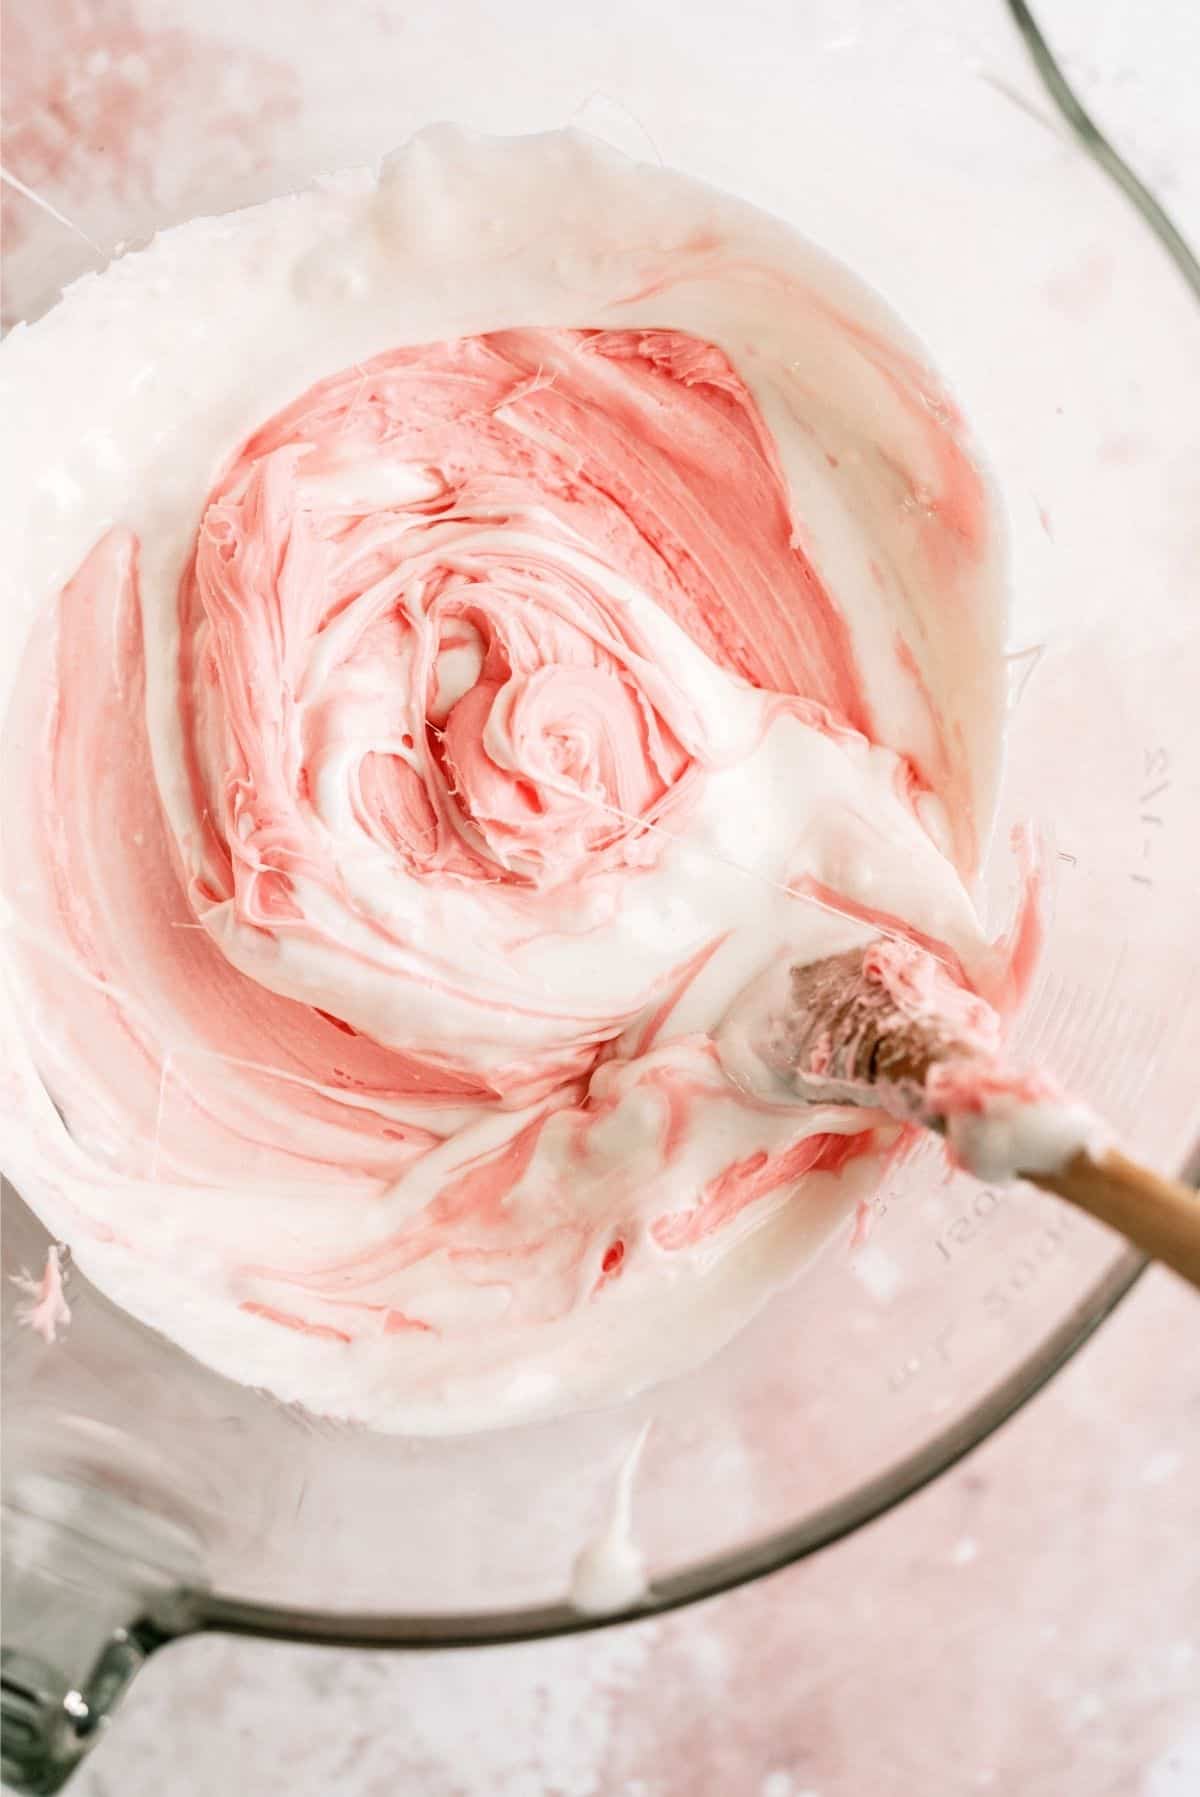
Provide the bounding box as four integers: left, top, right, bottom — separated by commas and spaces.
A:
1033, 1148, 1200, 1291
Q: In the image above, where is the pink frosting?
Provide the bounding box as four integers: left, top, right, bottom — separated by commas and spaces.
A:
2, 324, 998, 1409
925, 1058, 1066, 1119
154, 329, 890, 1097
862, 935, 1003, 1052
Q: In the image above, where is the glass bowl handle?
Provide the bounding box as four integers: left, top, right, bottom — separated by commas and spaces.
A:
1, 1481, 201, 1792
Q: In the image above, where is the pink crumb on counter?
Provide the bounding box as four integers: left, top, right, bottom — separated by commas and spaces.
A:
11, 1242, 72, 1343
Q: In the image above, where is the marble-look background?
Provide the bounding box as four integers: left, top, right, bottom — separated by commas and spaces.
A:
6, 1, 1198, 1791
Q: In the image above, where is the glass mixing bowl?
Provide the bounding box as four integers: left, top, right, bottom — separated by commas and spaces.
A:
3, 0, 1198, 1788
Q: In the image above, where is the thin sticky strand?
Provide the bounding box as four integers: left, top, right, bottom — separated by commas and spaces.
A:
0, 166, 103, 256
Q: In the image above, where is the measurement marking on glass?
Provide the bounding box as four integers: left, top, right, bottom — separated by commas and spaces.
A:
1132, 748, 1171, 886
1005, 642, 1045, 713
933, 1187, 1005, 1265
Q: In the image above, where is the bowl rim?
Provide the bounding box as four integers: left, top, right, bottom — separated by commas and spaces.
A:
197, 1243, 1149, 1647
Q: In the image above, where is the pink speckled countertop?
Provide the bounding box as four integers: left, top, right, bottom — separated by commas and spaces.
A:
5, 3, 1198, 1792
